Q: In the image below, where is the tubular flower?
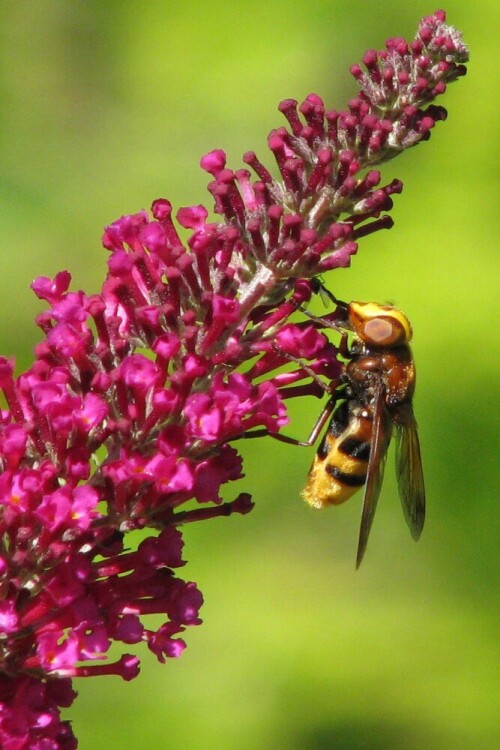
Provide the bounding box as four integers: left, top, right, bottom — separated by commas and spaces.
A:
0, 11, 467, 749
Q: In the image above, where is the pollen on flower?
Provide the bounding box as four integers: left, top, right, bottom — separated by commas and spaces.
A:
0, 10, 468, 749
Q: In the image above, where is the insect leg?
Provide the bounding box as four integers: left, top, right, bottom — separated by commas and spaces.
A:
293, 293, 352, 357
272, 344, 337, 393
310, 278, 348, 309
337, 331, 351, 359
240, 393, 339, 447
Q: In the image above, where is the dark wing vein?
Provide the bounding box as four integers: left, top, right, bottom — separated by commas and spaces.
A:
356, 389, 392, 568
395, 403, 425, 540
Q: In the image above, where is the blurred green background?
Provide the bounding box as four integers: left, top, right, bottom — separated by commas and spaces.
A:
1, 1, 498, 749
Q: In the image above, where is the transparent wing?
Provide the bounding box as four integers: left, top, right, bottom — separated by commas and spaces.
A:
394, 403, 426, 540
356, 389, 392, 568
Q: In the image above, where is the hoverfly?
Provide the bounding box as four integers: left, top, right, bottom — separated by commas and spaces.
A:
301, 297, 426, 567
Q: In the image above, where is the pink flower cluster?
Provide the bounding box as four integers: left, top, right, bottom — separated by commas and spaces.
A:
0, 11, 467, 749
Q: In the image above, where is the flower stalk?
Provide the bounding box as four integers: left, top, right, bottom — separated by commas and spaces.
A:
0, 11, 468, 748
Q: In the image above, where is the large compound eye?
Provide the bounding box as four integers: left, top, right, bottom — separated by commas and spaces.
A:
348, 302, 412, 346
362, 316, 403, 345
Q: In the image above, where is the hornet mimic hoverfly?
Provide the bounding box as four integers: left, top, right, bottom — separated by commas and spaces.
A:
266, 295, 426, 568
302, 297, 426, 567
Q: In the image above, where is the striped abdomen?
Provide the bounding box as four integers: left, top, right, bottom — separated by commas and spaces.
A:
302, 401, 373, 509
